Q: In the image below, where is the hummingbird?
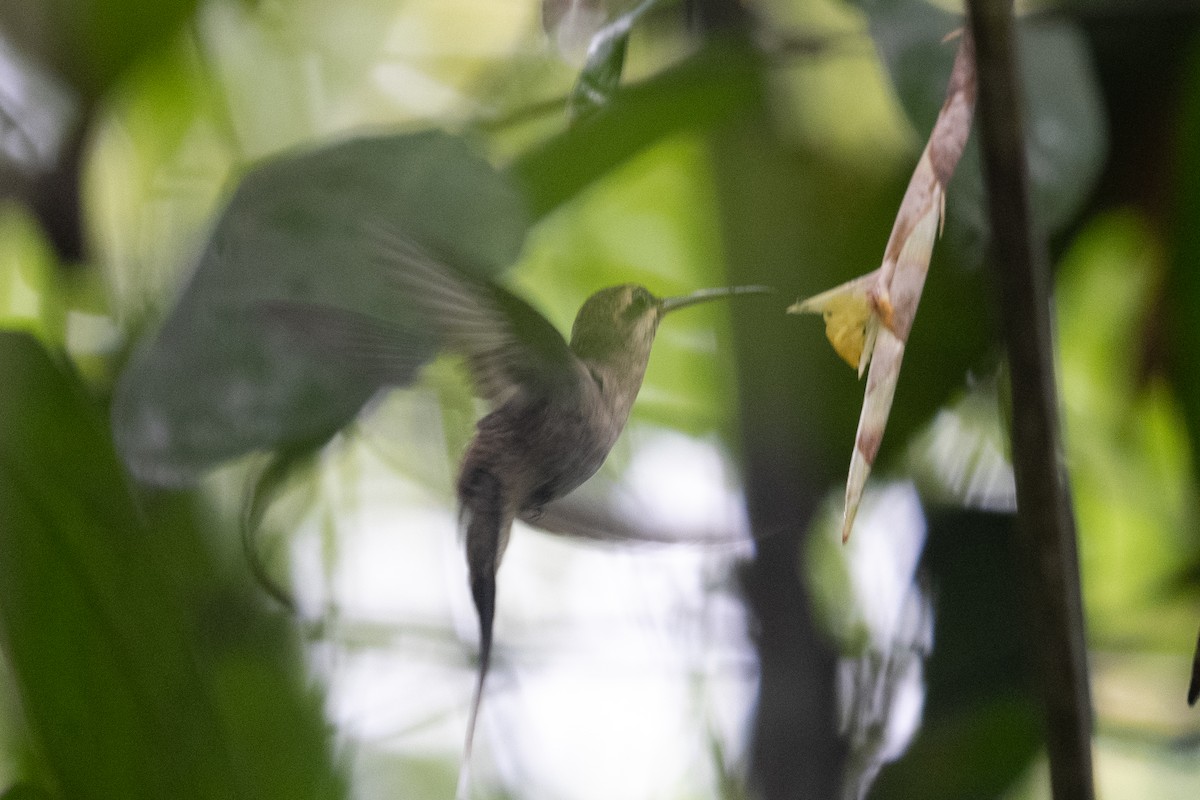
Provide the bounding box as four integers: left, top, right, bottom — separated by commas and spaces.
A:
262, 221, 769, 794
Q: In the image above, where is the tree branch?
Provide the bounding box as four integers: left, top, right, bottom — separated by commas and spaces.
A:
965, 2, 1096, 799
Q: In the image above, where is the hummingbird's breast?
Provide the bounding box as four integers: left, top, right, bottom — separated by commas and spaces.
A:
458, 361, 633, 517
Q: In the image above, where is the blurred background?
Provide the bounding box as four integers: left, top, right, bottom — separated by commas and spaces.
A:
1, 0, 1199, 798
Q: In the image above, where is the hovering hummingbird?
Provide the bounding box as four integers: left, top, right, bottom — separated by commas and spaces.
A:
263, 221, 769, 793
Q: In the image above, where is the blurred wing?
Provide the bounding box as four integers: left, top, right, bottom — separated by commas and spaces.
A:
365, 220, 578, 407
256, 300, 433, 387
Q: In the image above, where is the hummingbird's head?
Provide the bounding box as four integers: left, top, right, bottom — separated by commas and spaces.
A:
568, 283, 773, 365
569, 284, 663, 364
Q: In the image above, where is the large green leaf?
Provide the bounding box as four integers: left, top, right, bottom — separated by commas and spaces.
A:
0, 331, 350, 799
113, 129, 529, 484
0, 332, 240, 800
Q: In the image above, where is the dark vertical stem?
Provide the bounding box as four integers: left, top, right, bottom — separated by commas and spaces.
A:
687, 4, 845, 796
708, 84, 846, 800
965, 2, 1096, 799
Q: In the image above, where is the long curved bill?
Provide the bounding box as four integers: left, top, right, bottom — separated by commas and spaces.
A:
660, 285, 773, 314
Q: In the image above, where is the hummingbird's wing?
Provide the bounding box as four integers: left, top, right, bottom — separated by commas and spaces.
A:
254, 300, 436, 387
365, 221, 580, 408
258, 222, 578, 409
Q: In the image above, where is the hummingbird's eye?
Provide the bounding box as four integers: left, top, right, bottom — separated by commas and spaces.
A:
623, 288, 653, 320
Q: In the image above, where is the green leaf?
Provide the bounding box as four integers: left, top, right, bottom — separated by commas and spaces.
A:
0, 207, 68, 347
112, 129, 529, 484
0, 331, 349, 800
566, 0, 669, 122
0, 332, 240, 800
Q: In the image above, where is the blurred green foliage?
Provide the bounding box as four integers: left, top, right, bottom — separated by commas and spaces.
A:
0, 209, 67, 346
0, 0, 200, 100
112, 130, 530, 484
0, 332, 347, 799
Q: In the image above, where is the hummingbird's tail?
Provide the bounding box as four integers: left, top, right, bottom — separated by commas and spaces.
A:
456, 572, 494, 799
456, 466, 508, 799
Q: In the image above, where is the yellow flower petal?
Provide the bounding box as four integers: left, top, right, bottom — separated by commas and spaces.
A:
789, 271, 880, 372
